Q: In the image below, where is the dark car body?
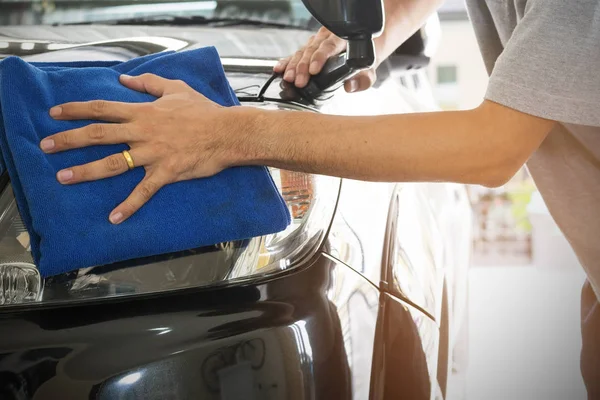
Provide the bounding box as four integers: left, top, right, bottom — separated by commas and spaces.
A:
0, 5, 472, 399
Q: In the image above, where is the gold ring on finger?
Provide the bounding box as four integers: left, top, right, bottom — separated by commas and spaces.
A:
122, 150, 135, 170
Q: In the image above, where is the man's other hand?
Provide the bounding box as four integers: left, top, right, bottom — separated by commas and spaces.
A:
273, 27, 377, 93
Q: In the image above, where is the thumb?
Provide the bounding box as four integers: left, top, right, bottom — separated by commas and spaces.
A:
344, 69, 377, 93
119, 73, 181, 97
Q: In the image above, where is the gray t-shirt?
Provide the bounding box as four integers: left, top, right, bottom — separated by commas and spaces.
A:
465, 0, 600, 296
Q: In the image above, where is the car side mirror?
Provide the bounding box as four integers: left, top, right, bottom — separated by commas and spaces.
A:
298, 0, 384, 99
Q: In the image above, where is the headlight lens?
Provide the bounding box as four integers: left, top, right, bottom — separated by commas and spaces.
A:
0, 102, 340, 306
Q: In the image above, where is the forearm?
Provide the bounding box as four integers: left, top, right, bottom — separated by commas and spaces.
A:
241, 102, 553, 187
374, 0, 444, 64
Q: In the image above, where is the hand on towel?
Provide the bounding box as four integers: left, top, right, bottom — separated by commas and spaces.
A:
42, 74, 252, 224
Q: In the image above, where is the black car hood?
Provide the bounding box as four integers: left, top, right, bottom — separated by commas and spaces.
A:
0, 25, 314, 99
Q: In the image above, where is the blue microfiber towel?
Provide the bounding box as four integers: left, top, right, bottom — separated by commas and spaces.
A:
0, 47, 290, 277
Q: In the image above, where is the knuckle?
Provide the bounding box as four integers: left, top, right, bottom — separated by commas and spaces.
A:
322, 40, 338, 51
122, 201, 137, 215
105, 155, 123, 172
138, 181, 158, 200
138, 187, 152, 201
59, 132, 71, 147
139, 73, 154, 80
89, 124, 106, 140
163, 159, 179, 175
90, 100, 106, 116
307, 42, 320, 52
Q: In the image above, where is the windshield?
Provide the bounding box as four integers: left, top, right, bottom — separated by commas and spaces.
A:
0, 0, 315, 26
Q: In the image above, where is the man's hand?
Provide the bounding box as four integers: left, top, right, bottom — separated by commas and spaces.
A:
273, 0, 447, 93
273, 27, 377, 93
42, 74, 248, 225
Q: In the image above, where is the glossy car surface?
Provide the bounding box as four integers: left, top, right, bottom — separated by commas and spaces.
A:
0, 3, 472, 399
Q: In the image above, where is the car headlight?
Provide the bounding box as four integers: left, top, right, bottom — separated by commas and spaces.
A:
0, 102, 341, 306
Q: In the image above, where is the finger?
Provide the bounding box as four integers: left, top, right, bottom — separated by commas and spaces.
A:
50, 100, 137, 122
283, 49, 304, 83
56, 148, 152, 184
344, 69, 377, 93
273, 57, 290, 73
119, 73, 190, 97
109, 173, 169, 224
295, 40, 320, 88
41, 123, 133, 153
309, 38, 346, 75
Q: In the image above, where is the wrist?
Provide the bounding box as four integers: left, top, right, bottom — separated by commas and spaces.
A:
228, 106, 274, 167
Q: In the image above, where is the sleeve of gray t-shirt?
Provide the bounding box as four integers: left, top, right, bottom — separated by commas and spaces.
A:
486, 0, 600, 127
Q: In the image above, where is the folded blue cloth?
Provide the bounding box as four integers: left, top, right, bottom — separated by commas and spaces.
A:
0, 48, 290, 277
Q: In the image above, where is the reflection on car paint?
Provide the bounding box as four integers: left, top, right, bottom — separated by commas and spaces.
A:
371, 293, 434, 400
389, 185, 442, 319
2, 254, 428, 399
326, 179, 395, 288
